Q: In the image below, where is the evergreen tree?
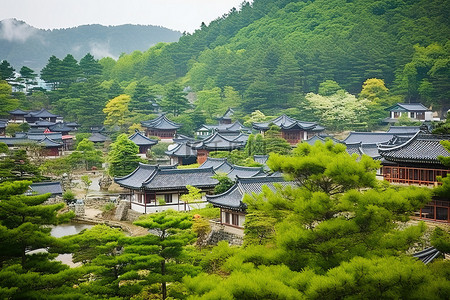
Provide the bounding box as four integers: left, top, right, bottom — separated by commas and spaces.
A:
0, 60, 15, 82
79, 53, 103, 77
107, 134, 142, 177
40, 55, 62, 90
159, 82, 190, 116
0, 80, 19, 115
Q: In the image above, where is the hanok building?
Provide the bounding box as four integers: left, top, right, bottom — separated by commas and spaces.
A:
115, 163, 218, 214
0, 120, 6, 136
196, 121, 251, 138
198, 157, 234, 173
141, 115, 182, 142
24, 109, 60, 123
383, 103, 431, 124
88, 132, 111, 144
128, 131, 158, 154
28, 181, 63, 197
379, 132, 449, 186
252, 114, 324, 145
207, 176, 295, 234
190, 132, 246, 164
217, 108, 234, 125
165, 142, 197, 165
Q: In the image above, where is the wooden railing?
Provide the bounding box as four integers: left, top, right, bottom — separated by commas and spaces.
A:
382, 166, 448, 185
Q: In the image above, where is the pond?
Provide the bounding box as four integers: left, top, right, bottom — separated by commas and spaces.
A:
51, 222, 94, 267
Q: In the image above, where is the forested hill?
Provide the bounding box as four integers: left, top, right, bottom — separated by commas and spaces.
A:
0, 18, 182, 71
108, 0, 448, 112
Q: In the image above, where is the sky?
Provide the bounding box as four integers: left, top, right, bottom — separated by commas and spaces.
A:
0, 0, 250, 33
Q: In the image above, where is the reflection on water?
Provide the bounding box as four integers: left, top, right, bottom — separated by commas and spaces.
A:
51, 222, 94, 267
51, 222, 93, 238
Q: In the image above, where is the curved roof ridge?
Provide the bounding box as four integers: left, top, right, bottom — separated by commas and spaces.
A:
206, 182, 239, 199
378, 132, 419, 152
114, 163, 158, 181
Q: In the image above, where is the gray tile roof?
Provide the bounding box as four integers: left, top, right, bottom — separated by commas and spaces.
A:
343, 132, 396, 144
386, 103, 429, 112
49, 123, 76, 132
9, 109, 28, 115
191, 132, 245, 151
129, 131, 158, 146
141, 115, 181, 130
29, 181, 63, 195
379, 133, 450, 165
0, 137, 33, 146
38, 137, 63, 147
207, 176, 295, 211
226, 165, 266, 180
30, 120, 56, 127
198, 157, 234, 173
114, 163, 176, 189
173, 134, 196, 143
253, 114, 323, 131
89, 132, 111, 143
344, 142, 381, 159
143, 167, 218, 191
27, 132, 63, 141
387, 126, 421, 134
165, 142, 197, 157
253, 155, 269, 164
25, 109, 59, 118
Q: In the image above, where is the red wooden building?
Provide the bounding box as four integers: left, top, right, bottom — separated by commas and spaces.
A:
141, 115, 181, 141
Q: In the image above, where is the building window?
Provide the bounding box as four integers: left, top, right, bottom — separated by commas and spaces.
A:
232, 214, 239, 226
225, 212, 230, 224
410, 112, 415, 118
165, 194, 172, 203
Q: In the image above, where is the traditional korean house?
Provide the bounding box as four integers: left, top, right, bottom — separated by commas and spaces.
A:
383, 103, 431, 124
207, 176, 295, 233
38, 137, 63, 156
196, 121, 251, 138
226, 166, 266, 180
28, 181, 63, 196
24, 109, 59, 123
129, 131, 158, 154
88, 132, 111, 144
252, 114, 324, 145
198, 157, 234, 173
8, 109, 28, 123
190, 132, 246, 164
386, 126, 421, 135
217, 108, 234, 125
49, 122, 77, 135
115, 163, 219, 214
141, 115, 182, 141
165, 142, 197, 165
379, 132, 449, 185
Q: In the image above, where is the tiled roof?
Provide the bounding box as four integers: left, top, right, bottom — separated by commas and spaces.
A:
27, 132, 62, 141
29, 181, 63, 195
26, 109, 59, 118
143, 167, 218, 190
38, 137, 63, 147
89, 132, 111, 143
173, 134, 196, 143
207, 176, 295, 211
198, 157, 234, 173
343, 132, 396, 144
0, 137, 32, 146
386, 103, 428, 112
379, 133, 450, 164
165, 142, 197, 157
0, 120, 7, 129
141, 114, 181, 130
129, 131, 158, 146
387, 126, 421, 134
226, 165, 266, 180
115, 163, 176, 189
344, 142, 381, 159
190, 132, 245, 151
49, 123, 76, 132
30, 120, 56, 127
253, 114, 324, 131
253, 155, 269, 164
9, 109, 28, 115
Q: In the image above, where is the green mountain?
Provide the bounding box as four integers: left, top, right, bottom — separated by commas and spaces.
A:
107, 0, 448, 112
0, 18, 182, 72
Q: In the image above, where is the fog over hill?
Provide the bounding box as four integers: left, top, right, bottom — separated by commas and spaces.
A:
0, 18, 182, 72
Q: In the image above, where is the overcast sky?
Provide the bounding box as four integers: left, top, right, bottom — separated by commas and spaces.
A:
1, 0, 250, 33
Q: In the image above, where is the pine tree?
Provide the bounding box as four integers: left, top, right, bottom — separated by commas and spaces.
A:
107, 134, 142, 177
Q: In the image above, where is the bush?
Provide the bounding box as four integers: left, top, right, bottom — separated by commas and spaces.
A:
63, 190, 76, 204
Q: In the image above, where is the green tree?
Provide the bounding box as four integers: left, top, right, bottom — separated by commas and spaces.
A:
130, 80, 156, 113
103, 94, 131, 130
40, 55, 62, 90
107, 133, 142, 177
134, 210, 197, 300
180, 185, 205, 210
0, 60, 15, 82
359, 78, 389, 104
212, 173, 234, 194
17, 66, 37, 93
79, 53, 103, 77
159, 82, 190, 116
80, 175, 92, 199
318, 80, 343, 96
59, 54, 82, 88
0, 80, 19, 116
69, 138, 103, 171
196, 87, 221, 121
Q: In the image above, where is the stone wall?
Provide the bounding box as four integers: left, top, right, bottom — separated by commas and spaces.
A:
43, 196, 63, 205
205, 221, 243, 246
126, 209, 144, 222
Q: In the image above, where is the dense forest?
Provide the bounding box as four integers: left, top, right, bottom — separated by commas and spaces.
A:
1, 0, 449, 133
